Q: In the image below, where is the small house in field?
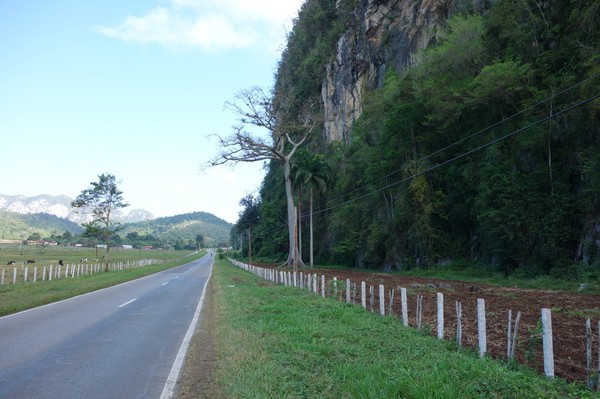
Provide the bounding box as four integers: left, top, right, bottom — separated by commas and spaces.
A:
143, 245, 153, 249
121, 244, 133, 249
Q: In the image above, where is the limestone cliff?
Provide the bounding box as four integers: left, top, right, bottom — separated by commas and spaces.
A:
322, 0, 482, 143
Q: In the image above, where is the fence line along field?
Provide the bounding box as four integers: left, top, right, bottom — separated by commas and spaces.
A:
0, 244, 192, 285
230, 259, 600, 389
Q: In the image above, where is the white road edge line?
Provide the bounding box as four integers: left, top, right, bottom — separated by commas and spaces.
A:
117, 298, 137, 308
162, 282, 169, 286
160, 260, 214, 399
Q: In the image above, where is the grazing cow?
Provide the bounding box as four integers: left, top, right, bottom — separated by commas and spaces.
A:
58, 259, 64, 266
80, 258, 88, 262
26, 260, 35, 264
7, 260, 15, 265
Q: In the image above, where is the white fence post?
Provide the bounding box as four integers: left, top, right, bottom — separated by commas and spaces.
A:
321, 275, 325, 298
12, 268, 17, 284
542, 308, 554, 378
346, 279, 351, 303
437, 293, 444, 340
361, 281, 366, 309
455, 301, 462, 348
379, 284, 385, 316
33, 266, 38, 283
477, 298, 487, 358
401, 287, 408, 327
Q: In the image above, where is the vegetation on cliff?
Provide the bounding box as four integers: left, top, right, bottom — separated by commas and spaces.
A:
232, 0, 600, 278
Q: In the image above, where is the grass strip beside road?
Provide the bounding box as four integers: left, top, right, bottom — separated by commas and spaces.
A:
0, 251, 205, 317
183, 259, 598, 398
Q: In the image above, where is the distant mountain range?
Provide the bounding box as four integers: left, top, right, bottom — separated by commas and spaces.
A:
0, 194, 154, 224
0, 194, 233, 246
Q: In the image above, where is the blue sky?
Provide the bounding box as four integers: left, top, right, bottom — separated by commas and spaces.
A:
0, 0, 304, 223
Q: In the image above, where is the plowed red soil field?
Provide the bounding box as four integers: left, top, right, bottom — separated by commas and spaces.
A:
256, 263, 600, 385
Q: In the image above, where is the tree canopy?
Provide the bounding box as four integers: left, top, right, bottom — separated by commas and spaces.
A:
232, 0, 600, 279
71, 173, 128, 270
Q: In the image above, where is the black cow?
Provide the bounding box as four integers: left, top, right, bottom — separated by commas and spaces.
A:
26, 260, 35, 264
58, 259, 64, 266
6, 260, 15, 265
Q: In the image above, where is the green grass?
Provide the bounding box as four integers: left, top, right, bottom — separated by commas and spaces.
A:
210, 259, 599, 398
0, 243, 189, 266
0, 250, 205, 317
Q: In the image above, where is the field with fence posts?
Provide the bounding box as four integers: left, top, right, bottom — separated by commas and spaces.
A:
229, 259, 600, 389
0, 244, 191, 286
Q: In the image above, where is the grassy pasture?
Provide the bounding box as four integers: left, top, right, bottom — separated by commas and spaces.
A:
186, 259, 598, 398
0, 248, 204, 316
0, 243, 187, 266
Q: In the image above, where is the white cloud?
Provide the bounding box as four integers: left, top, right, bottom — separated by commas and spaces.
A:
96, 0, 304, 53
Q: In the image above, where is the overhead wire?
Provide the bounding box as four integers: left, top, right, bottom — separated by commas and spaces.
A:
234, 74, 600, 242
312, 72, 600, 213
310, 90, 600, 217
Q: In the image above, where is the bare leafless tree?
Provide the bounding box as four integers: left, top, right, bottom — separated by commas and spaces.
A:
210, 87, 317, 269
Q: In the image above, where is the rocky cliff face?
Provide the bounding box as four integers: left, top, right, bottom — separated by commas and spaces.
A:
322, 0, 481, 143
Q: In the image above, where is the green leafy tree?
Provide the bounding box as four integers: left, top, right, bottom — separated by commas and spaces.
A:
27, 232, 41, 241
195, 234, 204, 250
292, 149, 333, 265
71, 173, 129, 271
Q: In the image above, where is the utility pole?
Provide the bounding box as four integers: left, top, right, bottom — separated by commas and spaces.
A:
247, 227, 252, 267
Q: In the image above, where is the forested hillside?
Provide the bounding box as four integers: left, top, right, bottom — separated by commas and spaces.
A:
232, 0, 599, 278
120, 212, 232, 248
0, 210, 84, 239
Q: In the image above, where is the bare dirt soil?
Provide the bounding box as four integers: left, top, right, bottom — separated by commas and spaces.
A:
177, 262, 599, 395
299, 266, 600, 384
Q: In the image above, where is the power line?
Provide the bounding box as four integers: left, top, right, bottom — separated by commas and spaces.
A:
314, 73, 600, 213
310, 91, 600, 217
235, 80, 599, 243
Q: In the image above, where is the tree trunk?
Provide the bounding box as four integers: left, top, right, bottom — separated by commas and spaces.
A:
284, 158, 304, 269
298, 197, 302, 260
309, 187, 314, 266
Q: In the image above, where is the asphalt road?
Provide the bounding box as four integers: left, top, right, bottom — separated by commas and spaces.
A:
0, 254, 213, 399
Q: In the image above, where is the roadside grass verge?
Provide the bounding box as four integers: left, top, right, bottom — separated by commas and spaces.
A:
0, 251, 204, 317
207, 259, 597, 398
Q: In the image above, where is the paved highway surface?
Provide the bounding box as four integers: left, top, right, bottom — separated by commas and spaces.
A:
0, 254, 213, 399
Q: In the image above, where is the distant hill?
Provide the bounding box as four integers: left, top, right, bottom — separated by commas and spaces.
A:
120, 212, 232, 247
0, 195, 232, 245
0, 209, 233, 246
0, 194, 154, 224
0, 210, 84, 239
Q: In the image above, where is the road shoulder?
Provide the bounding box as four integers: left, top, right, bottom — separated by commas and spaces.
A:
175, 275, 223, 399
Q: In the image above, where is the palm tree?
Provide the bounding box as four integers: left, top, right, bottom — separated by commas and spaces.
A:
292, 150, 333, 266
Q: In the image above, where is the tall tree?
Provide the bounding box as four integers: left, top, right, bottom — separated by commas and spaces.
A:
210, 87, 317, 269
292, 150, 333, 266
71, 173, 129, 271
195, 234, 204, 251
